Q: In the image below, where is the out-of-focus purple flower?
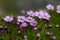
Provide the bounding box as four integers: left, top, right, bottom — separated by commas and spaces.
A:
33, 27, 37, 31
45, 15, 51, 20
17, 16, 25, 22
24, 35, 27, 39
24, 35, 27, 40
18, 30, 21, 34
35, 11, 42, 19
35, 10, 46, 19
41, 10, 50, 20
30, 20, 37, 26
44, 11, 50, 16
39, 10, 45, 17
57, 5, 60, 13
46, 4, 54, 11
25, 16, 35, 22
35, 11, 39, 16
0, 26, 3, 30
0, 26, 2, 28
36, 33, 40, 38
4, 16, 13, 22
27, 10, 35, 17
21, 10, 26, 14
52, 36, 56, 40
16, 22, 20, 25
46, 32, 50, 36
20, 22, 28, 28
25, 16, 37, 26
18, 31, 21, 33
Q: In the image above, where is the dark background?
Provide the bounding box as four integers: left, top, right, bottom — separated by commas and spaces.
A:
0, 0, 60, 16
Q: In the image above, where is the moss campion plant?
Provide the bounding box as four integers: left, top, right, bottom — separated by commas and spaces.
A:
0, 4, 60, 40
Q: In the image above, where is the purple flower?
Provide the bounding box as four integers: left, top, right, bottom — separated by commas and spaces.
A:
35, 11, 39, 16
45, 15, 51, 20
33, 27, 37, 31
35, 11, 43, 19
46, 32, 50, 36
35, 10, 44, 19
4, 16, 13, 22
25, 16, 37, 26
57, 5, 60, 13
16, 22, 20, 25
27, 10, 35, 17
36, 33, 40, 38
0, 26, 3, 30
30, 20, 37, 26
52, 36, 56, 40
35, 10, 51, 20
46, 4, 54, 11
20, 22, 28, 28
0, 26, 2, 28
18, 30, 21, 34
17, 16, 25, 22
24, 35, 27, 39
21, 10, 26, 14
39, 10, 45, 17
25, 16, 35, 22
18, 31, 21, 33
41, 10, 50, 20
39, 10, 46, 19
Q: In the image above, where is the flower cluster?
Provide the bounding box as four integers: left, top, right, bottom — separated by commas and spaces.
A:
17, 16, 37, 27
27, 10, 35, 17
3, 16, 13, 22
35, 10, 51, 20
17, 16, 25, 22
3, 5, 51, 31
56, 5, 60, 13
1, 4, 60, 40
46, 4, 54, 11
46, 4, 60, 14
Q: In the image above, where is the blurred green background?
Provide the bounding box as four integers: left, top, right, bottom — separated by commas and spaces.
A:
0, 0, 60, 16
